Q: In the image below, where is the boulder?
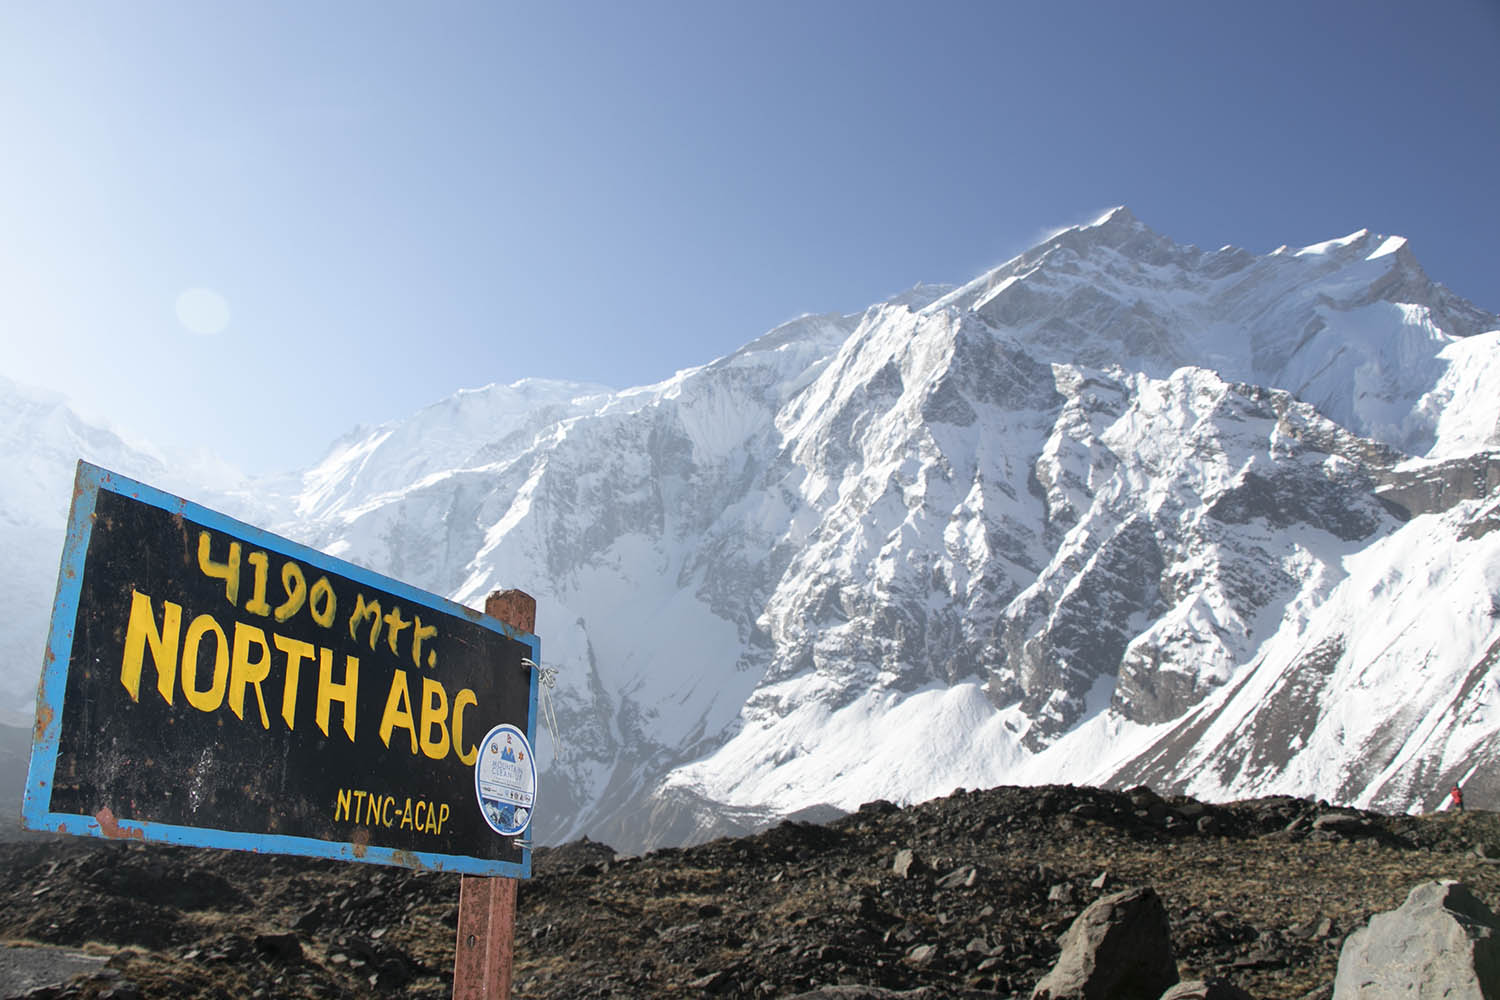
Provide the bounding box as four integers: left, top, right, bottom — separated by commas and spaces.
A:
1312, 812, 1372, 837
1333, 880, 1500, 999
892, 848, 926, 879
1031, 885, 1179, 1000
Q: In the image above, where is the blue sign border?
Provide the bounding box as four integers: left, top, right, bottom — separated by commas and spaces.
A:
23, 461, 538, 878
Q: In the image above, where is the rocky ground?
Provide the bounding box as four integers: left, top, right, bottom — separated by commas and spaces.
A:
2, 784, 1498, 999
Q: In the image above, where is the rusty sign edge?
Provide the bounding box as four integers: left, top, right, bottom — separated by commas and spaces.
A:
23, 461, 99, 831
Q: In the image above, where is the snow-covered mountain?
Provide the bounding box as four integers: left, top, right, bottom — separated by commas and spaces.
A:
0, 377, 171, 718
4, 208, 1497, 849
0, 375, 296, 720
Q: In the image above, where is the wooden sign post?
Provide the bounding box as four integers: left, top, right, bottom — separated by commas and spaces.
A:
452, 589, 534, 999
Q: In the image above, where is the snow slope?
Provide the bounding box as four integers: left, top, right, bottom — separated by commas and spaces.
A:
0, 377, 174, 716
4, 209, 1496, 849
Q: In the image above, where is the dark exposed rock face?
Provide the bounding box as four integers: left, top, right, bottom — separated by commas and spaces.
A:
978, 366, 1417, 755
1030, 885, 1177, 1000
0, 785, 1498, 999
1205, 467, 1383, 542
1375, 451, 1500, 520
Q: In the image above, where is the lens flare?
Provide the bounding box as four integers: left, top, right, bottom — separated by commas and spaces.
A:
175, 288, 231, 336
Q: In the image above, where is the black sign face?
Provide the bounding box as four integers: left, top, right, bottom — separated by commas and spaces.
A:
24, 463, 537, 877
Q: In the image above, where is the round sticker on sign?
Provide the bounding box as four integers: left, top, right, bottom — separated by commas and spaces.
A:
474, 724, 537, 837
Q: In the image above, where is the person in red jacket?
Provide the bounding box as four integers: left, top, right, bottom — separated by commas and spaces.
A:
1450, 783, 1465, 812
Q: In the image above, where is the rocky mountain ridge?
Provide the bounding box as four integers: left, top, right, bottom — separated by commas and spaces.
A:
3, 208, 1498, 852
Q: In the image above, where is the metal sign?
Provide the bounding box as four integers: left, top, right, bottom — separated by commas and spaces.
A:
23, 462, 538, 877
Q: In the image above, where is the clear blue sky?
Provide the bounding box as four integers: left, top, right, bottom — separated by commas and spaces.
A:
2, 1, 1497, 475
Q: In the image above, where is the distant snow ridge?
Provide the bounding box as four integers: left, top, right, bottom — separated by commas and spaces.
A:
0, 376, 173, 712
4, 209, 1497, 849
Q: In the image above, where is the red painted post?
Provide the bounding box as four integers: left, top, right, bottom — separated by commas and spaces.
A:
455, 875, 518, 998
453, 588, 535, 999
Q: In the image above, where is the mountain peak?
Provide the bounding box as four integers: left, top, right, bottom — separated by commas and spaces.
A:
1293, 228, 1373, 257
1039, 204, 1178, 265
1088, 205, 1137, 229
5, 212, 1499, 857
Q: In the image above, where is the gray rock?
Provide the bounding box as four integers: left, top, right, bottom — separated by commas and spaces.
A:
936, 865, 978, 890
906, 943, 939, 965
892, 848, 926, 879
0, 945, 109, 996
1333, 880, 1500, 999
1160, 979, 1255, 1000
687, 969, 734, 993
1031, 885, 1179, 1000
785, 988, 944, 1000
1291, 916, 1337, 941
1312, 812, 1371, 836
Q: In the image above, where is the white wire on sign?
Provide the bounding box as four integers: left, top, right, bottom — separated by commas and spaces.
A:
522, 657, 563, 763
